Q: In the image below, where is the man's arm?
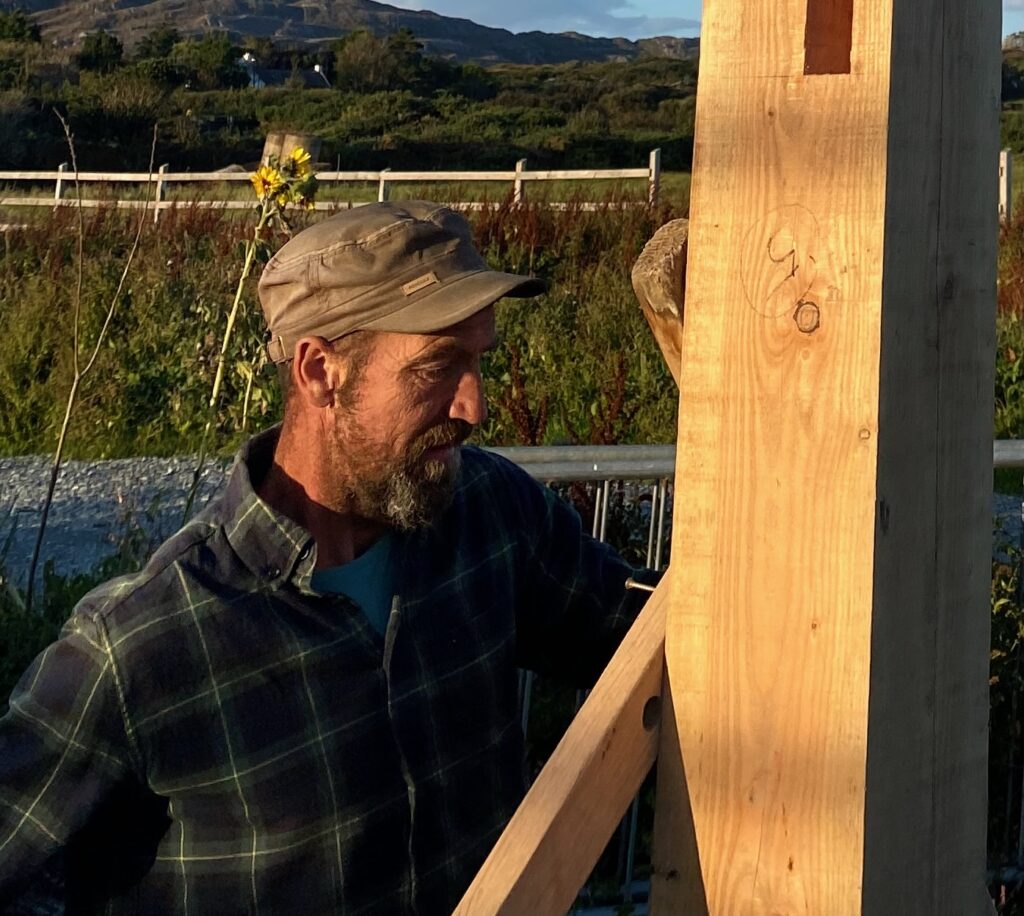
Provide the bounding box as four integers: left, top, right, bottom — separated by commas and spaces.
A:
488, 455, 662, 686
0, 611, 137, 903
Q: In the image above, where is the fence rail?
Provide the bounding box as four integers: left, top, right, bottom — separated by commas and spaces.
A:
0, 150, 663, 218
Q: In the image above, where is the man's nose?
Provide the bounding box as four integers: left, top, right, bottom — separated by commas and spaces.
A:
449, 368, 487, 426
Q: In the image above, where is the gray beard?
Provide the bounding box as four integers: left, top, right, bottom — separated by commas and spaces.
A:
328, 415, 471, 531
361, 448, 462, 531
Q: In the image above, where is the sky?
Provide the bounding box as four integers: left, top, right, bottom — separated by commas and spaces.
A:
388, 0, 1024, 41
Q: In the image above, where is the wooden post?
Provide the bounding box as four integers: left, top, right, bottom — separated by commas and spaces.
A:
153, 163, 168, 224
652, 0, 1000, 913
632, 218, 687, 388
54, 162, 67, 206
377, 168, 391, 203
513, 158, 527, 205
1001, 148, 1012, 225
648, 148, 661, 208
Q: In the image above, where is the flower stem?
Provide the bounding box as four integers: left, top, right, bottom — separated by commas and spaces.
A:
183, 204, 272, 522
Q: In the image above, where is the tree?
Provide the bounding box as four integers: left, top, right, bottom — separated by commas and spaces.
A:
0, 8, 40, 44
333, 28, 425, 93
76, 30, 123, 74
334, 30, 392, 92
171, 33, 246, 90
136, 26, 180, 61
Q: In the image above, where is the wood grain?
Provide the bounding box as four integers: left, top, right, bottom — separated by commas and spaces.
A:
659, 0, 999, 912
454, 581, 669, 915
632, 218, 688, 388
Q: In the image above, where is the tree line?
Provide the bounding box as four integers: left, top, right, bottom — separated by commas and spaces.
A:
0, 11, 697, 171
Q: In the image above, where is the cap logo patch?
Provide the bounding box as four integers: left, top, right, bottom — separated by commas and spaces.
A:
402, 272, 440, 296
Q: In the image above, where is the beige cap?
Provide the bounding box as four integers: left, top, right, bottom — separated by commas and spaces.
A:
258, 201, 547, 363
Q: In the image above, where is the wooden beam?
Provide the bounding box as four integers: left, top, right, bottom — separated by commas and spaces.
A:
632, 218, 688, 388
654, 0, 1000, 912
454, 580, 669, 915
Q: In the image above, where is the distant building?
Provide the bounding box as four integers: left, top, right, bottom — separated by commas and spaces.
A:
237, 54, 330, 89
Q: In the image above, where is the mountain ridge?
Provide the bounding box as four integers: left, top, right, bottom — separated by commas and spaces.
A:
22, 0, 700, 64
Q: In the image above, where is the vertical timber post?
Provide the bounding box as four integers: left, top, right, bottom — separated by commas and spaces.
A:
1001, 149, 1012, 225
651, 0, 1000, 914
648, 148, 661, 208
153, 163, 168, 224
513, 158, 527, 206
54, 162, 67, 207
377, 168, 391, 203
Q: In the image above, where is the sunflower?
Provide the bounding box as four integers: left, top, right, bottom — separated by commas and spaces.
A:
287, 147, 312, 178
250, 165, 285, 199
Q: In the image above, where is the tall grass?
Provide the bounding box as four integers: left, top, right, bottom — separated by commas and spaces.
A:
0, 193, 683, 460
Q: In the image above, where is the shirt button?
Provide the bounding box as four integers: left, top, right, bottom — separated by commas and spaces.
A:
261, 564, 281, 581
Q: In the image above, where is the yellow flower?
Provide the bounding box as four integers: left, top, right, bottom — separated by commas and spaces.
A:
288, 147, 312, 178
250, 165, 285, 199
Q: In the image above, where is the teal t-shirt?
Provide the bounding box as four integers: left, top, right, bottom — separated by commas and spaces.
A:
310, 534, 395, 635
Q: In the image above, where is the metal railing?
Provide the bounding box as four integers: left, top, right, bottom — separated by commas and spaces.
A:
510, 462, 670, 914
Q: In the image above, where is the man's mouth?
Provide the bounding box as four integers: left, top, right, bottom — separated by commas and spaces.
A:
415, 419, 473, 464
422, 442, 459, 462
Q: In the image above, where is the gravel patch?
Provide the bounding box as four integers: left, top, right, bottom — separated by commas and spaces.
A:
0, 456, 229, 589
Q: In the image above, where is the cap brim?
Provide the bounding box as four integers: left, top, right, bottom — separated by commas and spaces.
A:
361, 269, 547, 335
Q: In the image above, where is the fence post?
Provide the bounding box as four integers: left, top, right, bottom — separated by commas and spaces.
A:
1001, 148, 1013, 225
378, 168, 391, 203
648, 148, 662, 208
153, 163, 168, 224
513, 158, 527, 205
54, 162, 67, 207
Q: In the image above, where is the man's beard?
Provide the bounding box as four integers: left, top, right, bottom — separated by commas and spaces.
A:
335, 418, 472, 531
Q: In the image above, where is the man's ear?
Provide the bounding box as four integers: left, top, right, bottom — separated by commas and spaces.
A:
292, 337, 345, 408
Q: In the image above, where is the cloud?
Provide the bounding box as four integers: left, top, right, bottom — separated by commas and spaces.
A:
384, 1, 700, 39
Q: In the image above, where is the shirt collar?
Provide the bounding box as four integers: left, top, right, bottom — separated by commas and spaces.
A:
220, 425, 319, 593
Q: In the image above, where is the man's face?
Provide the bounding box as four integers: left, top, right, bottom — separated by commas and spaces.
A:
324, 306, 497, 529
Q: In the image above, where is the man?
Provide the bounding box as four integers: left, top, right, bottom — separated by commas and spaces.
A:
0, 201, 657, 914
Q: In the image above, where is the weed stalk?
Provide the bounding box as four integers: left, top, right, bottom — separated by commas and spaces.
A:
23, 118, 157, 614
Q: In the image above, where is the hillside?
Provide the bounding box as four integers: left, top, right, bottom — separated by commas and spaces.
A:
22, 0, 700, 64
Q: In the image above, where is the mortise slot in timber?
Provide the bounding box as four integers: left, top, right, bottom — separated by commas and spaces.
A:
804, 0, 854, 75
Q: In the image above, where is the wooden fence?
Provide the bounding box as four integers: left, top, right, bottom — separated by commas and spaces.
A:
0, 150, 663, 221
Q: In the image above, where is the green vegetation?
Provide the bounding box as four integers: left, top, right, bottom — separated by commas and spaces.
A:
0, 198, 680, 459
7, 19, 1024, 906
0, 16, 697, 172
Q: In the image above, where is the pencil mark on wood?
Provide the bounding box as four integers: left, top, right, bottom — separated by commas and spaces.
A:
741, 205, 822, 319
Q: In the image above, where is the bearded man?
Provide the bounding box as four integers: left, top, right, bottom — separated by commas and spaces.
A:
0, 202, 657, 915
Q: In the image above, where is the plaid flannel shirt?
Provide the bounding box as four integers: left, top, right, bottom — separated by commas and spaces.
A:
0, 428, 655, 915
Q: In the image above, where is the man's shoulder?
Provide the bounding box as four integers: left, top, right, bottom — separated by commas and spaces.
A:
71, 512, 224, 639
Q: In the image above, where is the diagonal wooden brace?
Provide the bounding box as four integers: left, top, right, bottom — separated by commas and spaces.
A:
453, 581, 670, 915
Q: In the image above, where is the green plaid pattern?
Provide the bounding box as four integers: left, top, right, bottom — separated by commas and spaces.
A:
0, 429, 654, 915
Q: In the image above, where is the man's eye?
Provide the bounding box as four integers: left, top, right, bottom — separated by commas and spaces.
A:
416, 365, 449, 381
